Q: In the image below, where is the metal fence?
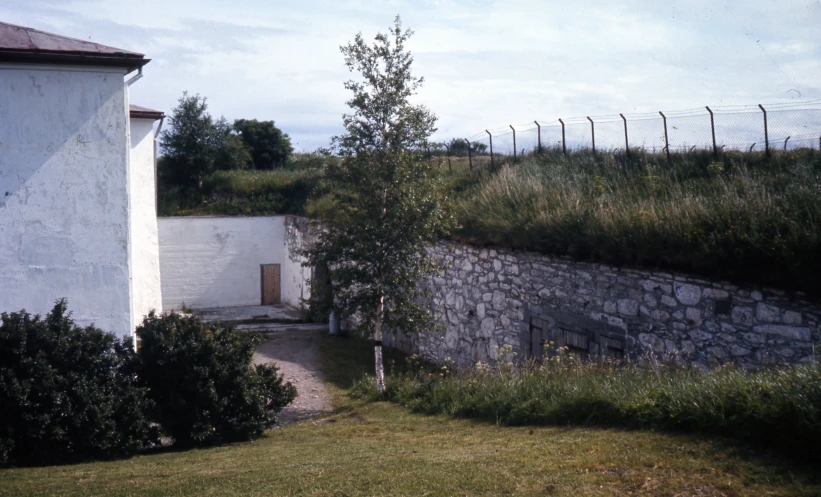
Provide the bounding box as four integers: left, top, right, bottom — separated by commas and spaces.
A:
434, 100, 821, 166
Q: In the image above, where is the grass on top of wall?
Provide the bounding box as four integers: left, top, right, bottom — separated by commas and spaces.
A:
158, 147, 821, 294
455, 147, 821, 294
352, 347, 821, 464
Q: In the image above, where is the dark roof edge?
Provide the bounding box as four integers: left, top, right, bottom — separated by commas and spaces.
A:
0, 51, 149, 71
130, 109, 165, 120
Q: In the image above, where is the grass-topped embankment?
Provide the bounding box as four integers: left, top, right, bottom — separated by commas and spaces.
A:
456, 147, 821, 294
159, 147, 821, 294
2, 334, 820, 496
353, 346, 821, 464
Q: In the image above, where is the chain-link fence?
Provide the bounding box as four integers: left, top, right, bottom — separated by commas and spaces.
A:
435, 100, 821, 167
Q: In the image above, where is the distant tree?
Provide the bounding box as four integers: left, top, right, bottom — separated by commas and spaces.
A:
159, 92, 219, 190
213, 117, 252, 171
233, 119, 294, 169
307, 16, 454, 392
446, 138, 487, 156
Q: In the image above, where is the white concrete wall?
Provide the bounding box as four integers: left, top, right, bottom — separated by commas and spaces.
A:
128, 117, 163, 328
158, 216, 310, 310
0, 64, 133, 335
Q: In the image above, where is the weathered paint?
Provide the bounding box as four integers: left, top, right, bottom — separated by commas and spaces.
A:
128, 116, 163, 328
0, 64, 134, 334
158, 216, 311, 310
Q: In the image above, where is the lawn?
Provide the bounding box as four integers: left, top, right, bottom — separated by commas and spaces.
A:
1, 335, 819, 496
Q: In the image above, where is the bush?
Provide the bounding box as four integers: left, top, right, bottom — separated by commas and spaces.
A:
0, 300, 155, 467
354, 353, 821, 462
135, 312, 296, 447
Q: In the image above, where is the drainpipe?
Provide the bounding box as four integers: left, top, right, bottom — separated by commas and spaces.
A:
125, 67, 143, 86
153, 116, 165, 215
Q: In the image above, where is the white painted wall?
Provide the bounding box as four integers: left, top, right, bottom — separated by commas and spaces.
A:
158, 216, 310, 310
128, 117, 163, 328
0, 64, 133, 335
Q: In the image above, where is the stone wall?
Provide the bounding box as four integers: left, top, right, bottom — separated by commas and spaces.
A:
385, 242, 821, 368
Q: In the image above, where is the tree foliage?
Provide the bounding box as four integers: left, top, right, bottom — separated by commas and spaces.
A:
308, 16, 454, 391
445, 138, 487, 156
159, 92, 222, 189
234, 119, 294, 169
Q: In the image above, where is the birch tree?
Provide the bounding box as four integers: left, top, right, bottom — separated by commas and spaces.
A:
308, 16, 454, 392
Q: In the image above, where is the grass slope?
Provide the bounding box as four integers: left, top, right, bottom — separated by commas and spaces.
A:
1, 335, 819, 496
158, 148, 821, 294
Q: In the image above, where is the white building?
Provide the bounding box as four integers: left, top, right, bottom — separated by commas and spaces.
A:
0, 21, 163, 336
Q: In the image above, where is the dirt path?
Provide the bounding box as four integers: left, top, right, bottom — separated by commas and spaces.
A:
253, 329, 333, 426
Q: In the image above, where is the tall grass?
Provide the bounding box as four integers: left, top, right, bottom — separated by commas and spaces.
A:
457, 148, 821, 293
354, 351, 821, 461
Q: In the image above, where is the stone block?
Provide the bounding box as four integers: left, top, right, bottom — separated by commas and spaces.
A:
674, 283, 701, 306
604, 301, 617, 313
661, 295, 678, 307
492, 290, 506, 309
680, 340, 696, 354
639, 333, 665, 353
618, 299, 639, 316
703, 288, 729, 299
644, 293, 658, 308
755, 303, 781, 322
685, 307, 702, 326
731, 306, 753, 326
753, 325, 812, 341
730, 345, 751, 356
751, 290, 763, 301
783, 310, 802, 324
476, 303, 486, 319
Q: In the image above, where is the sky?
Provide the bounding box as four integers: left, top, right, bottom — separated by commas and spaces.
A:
3, 0, 821, 151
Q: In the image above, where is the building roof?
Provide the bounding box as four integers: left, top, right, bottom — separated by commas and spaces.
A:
130, 104, 164, 120
0, 21, 149, 70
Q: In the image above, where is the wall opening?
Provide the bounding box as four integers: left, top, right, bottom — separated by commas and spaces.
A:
528, 308, 630, 361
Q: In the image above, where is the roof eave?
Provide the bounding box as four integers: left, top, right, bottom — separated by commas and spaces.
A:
0, 50, 150, 71
130, 110, 165, 120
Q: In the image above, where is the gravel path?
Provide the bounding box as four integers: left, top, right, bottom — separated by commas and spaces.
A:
253, 328, 334, 426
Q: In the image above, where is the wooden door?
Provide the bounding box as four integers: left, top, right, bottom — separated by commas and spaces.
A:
261, 264, 281, 305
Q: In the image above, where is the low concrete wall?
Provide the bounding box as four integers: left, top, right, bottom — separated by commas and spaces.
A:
158, 216, 311, 310
386, 242, 821, 368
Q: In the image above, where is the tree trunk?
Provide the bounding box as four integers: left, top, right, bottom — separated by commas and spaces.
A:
374, 294, 386, 392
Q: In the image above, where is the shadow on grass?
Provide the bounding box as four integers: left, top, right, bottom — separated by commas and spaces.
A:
319, 332, 821, 483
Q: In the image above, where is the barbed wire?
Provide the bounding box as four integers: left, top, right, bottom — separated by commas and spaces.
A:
432, 100, 821, 159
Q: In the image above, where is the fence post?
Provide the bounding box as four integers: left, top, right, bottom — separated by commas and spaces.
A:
444, 144, 451, 173
510, 125, 517, 163
486, 130, 494, 168
620, 113, 629, 155
784, 136, 790, 150
465, 139, 472, 171
749, 143, 756, 152
587, 116, 595, 154
558, 118, 567, 156
534, 121, 541, 153
706, 106, 717, 154
659, 111, 670, 161
759, 104, 769, 157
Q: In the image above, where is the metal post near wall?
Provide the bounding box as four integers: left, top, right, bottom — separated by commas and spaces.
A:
510, 125, 517, 163
784, 136, 790, 150
620, 113, 629, 155
486, 130, 494, 168
759, 104, 769, 157
558, 118, 566, 156
587, 116, 595, 154
659, 111, 670, 161
465, 139, 472, 170
706, 106, 717, 154
534, 121, 541, 153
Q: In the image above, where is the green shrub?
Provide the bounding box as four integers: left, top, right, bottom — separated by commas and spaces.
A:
354, 354, 821, 461
135, 312, 296, 447
0, 300, 155, 467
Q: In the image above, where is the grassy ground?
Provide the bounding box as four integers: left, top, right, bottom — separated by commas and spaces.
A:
2, 335, 819, 496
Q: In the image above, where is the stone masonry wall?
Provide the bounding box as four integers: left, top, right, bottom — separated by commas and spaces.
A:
384, 242, 821, 368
